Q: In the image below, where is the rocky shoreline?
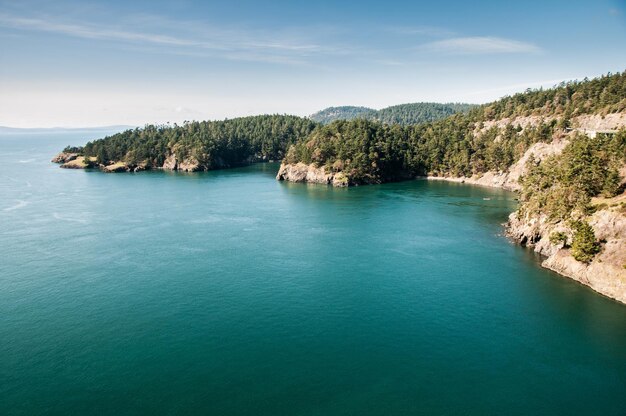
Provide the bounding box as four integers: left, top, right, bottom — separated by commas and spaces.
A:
275, 156, 626, 305
54, 144, 626, 304
51, 152, 260, 173
506, 208, 626, 304
275, 162, 350, 186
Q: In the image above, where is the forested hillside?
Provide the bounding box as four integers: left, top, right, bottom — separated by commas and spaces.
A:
309, 106, 376, 124
279, 71, 626, 275
62, 115, 318, 171
286, 72, 626, 187
309, 102, 475, 125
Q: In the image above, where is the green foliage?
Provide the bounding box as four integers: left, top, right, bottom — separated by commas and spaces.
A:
519, 131, 626, 220
373, 103, 476, 125
285, 119, 410, 184
65, 71, 626, 192
470, 71, 626, 121
602, 168, 622, 197
63, 145, 83, 153
549, 231, 568, 246
81, 115, 317, 169
569, 220, 600, 263
96, 146, 108, 165
309, 106, 376, 124
287, 113, 560, 184
290, 72, 626, 221
310, 103, 476, 126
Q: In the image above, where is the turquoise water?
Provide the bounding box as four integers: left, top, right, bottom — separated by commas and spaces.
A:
1, 132, 625, 415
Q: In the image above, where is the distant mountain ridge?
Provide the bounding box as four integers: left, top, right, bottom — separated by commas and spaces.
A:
309, 102, 476, 125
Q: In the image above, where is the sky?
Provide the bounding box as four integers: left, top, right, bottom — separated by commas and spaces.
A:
0, 0, 625, 127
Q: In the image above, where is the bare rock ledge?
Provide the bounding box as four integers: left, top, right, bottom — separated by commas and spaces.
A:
276, 162, 349, 187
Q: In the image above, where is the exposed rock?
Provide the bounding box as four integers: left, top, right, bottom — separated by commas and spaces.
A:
60, 156, 91, 169
573, 113, 626, 132
426, 128, 626, 304
163, 154, 177, 170
506, 208, 626, 304
542, 249, 626, 304
51, 152, 78, 163
276, 162, 349, 187
133, 162, 148, 172
178, 157, 202, 172
476, 115, 554, 136
506, 139, 570, 186
426, 172, 515, 191
102, 162, 131, 173
427, 138, 569, 192
475, 113, 626, 138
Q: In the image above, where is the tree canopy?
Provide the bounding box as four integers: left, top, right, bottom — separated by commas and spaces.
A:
78, 115, 318, 169
309, 102, 475, 125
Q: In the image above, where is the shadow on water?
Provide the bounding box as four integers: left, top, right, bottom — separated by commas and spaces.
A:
277, 177, 518, 228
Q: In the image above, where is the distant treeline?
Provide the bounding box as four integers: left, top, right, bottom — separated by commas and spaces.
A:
71, 115, 318, 169
309, 102, 475, 125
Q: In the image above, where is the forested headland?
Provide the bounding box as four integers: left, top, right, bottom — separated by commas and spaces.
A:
58, 115, 318, 171
285, 72, 625, 187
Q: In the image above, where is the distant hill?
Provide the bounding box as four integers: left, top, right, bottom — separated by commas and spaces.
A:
309, 103, 476, 125
309, 106, 376, 124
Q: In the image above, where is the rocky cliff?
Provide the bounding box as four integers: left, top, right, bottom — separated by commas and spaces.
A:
276, 162, 349, 187
507, 206, 626, 303
424, 137, 570, 191
52, 151, 211, 173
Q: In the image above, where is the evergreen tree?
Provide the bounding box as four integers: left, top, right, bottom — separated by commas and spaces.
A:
570, 220, 601, 263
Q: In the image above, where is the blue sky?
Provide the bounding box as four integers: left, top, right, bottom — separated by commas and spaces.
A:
1, 0, 625, 127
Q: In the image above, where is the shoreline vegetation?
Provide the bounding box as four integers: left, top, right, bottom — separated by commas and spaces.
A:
52, 71, 626, 304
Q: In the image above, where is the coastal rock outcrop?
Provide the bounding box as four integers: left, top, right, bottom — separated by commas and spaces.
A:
60, 156, 92, 169
163, 154, 178, 170
276, 162, 349, 187
162, 154, 204, 172
51, 152, 78, 163
178, 157, 202, 172
507, 208, 626, 304
102, 162, 131, 172
426, 139, 570, 192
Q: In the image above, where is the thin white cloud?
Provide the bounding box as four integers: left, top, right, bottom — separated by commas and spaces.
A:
388, 25, 456, 38
0, 13, 324, 63
420, 36, 543, 55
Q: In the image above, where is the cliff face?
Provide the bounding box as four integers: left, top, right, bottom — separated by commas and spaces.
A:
276, 162, 349, 187
53, 151, 212, 173
51, 152, 78, 163
277, 137, 570, 191
58, 156, 93, 169
507, 208, 626, 304
425, 138, 571, 191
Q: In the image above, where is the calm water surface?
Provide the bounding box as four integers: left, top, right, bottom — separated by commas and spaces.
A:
1, 132, 625, 415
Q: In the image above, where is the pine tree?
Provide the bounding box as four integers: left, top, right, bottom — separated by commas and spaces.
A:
570, 221, 600, 263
